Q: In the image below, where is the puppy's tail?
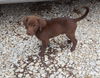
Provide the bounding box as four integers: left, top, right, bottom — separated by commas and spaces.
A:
73, 6, 89, 22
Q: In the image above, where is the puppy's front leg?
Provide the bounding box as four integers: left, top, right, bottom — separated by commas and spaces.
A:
39, 40, 49, 57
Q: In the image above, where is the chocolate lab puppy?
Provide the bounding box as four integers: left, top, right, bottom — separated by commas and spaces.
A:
23, 6, 89, 57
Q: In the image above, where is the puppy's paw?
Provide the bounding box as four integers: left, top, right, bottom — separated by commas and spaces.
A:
70, 47, 75, 52
39, 52, 44, 57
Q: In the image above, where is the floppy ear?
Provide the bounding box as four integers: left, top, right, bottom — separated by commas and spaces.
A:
37, 18, 47, 31
34, 25, 39, 34
23, 16, 29, 26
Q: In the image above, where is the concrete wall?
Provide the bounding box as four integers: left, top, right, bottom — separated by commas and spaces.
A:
0, 0, 53, 4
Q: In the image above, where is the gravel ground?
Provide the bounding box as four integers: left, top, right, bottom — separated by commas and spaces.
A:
0, 0, 100, 78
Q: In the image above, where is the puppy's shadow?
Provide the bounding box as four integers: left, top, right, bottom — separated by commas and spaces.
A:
38, 39, 72, 56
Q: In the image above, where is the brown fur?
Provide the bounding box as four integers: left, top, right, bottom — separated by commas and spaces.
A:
23, 6, 89, 57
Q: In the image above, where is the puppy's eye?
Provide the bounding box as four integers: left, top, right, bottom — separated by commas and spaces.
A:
29, 24, 32, 26
29, 24, 35, 27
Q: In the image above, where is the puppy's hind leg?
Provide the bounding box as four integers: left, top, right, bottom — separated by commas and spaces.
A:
67, 40, 72, 44
65, 34, 72, 44
66, 34, 77, 52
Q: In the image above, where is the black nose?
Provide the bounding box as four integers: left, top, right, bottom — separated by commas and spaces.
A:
27, 32, 31, 35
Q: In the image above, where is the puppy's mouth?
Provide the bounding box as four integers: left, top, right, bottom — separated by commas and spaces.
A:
26, 32, 34, 36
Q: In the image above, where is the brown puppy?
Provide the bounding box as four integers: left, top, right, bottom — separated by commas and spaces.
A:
23, 6, 89, 57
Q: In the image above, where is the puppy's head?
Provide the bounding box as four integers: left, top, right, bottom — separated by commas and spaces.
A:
23, 16, 47, 36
